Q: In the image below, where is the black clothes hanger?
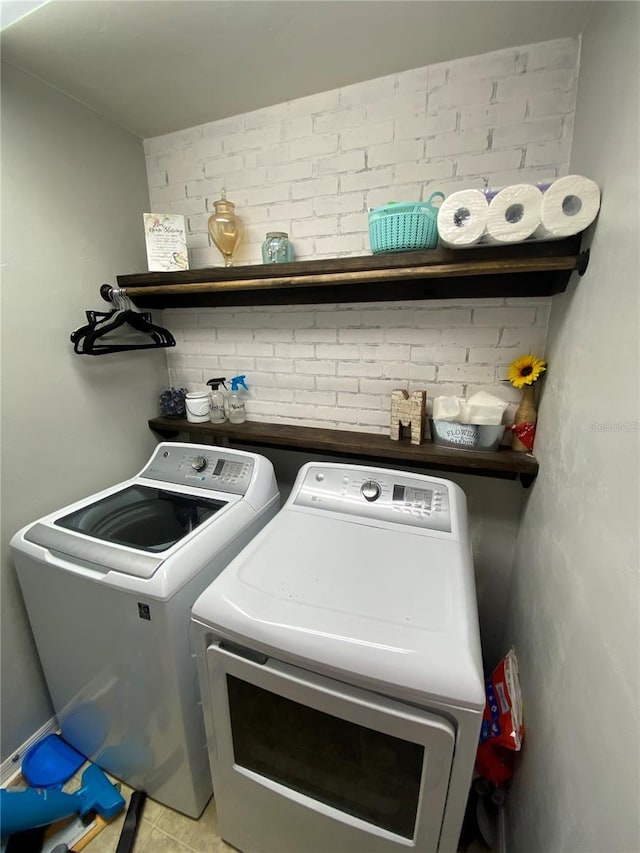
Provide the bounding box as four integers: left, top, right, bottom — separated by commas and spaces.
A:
71, 287, 176, 355
74, 309, 173, 353
71, 309, 173, 354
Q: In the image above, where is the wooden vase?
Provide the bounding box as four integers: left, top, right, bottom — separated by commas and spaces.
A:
511, 384, 537, 452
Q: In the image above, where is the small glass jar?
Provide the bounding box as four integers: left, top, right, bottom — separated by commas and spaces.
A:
262, 232, 294, 264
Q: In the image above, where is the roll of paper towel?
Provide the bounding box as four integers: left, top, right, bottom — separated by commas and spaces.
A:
536, 175, 601, 238
437, 189, 489, 247
486, 184, 543, 243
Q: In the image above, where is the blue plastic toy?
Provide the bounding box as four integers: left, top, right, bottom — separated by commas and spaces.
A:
22, 733, 85, 788
0, 763, 125, 839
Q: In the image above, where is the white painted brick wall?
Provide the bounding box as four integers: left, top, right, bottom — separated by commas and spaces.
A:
164, 296, 551, 433
145, 37, 580, 433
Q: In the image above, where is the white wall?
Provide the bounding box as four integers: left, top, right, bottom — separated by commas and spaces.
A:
145, 38, 579, 431
161, 300, 550, 432
0, 64, 167, 760
505, 4, 640, 851
145, 38, 578, 267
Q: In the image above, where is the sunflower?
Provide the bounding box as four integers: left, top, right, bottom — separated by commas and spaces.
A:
508, 354, 547, 389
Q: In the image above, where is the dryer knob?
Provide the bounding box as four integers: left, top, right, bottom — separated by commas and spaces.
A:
191, 456, 208, 473
361, 480, 381, 502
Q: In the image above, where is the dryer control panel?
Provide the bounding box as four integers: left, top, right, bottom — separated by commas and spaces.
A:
293, 465, 452, 532
140, 445, 254, 495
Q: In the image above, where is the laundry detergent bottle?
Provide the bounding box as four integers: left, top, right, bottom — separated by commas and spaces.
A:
228, 375, 248, 424
206, 377, 228, 423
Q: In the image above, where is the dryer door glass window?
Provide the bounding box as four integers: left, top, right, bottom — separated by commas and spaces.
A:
227, 675, 424, 838
55, 486, 226, 552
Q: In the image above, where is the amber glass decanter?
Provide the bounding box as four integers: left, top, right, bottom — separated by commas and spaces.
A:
207, 189, 243, 267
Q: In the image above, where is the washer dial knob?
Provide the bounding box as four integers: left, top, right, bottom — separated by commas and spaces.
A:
361, 480, 382, 502
191, 456, 208, 473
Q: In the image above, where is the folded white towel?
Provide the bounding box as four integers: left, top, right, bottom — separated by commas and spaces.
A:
432, 392, 507, 425
465, 391, 508, 425
433, 396, 463, 421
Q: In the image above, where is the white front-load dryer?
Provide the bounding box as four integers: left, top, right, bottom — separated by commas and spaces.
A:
192, 462, 485, 853
11, 442, 279, 818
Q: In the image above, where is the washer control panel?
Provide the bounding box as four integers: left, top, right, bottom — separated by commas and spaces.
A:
293, 465, 451, 532
140, 446, 254, 495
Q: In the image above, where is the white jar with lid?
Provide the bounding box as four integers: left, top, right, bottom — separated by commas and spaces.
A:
185, 391, 210, 423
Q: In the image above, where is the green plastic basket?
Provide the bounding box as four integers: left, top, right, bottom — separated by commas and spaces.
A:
368, 192, 445, 253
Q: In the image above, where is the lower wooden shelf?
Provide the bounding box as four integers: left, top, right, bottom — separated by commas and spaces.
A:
148, 417, 538, 487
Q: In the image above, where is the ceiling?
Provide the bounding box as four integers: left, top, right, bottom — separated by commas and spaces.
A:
1, 0, 593, 139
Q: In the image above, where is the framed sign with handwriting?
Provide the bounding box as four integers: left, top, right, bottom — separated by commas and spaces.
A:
143, 213, 189, 271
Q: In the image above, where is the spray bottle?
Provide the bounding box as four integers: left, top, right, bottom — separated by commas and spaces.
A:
206, 377, 227, 424
228, 375, 248, 424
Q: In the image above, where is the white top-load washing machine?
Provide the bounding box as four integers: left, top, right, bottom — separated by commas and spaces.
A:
191, 462, 485, 853
11, 442, 279, 818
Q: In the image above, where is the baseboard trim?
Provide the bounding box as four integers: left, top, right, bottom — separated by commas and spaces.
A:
1, 716, 59, 786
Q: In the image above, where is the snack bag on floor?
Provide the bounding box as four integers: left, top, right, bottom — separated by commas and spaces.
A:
475, 648, 524, 785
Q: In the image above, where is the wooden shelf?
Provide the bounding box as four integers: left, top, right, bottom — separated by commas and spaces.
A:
135, 242, 572, 485
148, 417, 539, 487
119, 238, 586, 309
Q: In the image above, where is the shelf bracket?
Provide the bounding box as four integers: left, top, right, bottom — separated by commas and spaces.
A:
576, 249, 590, 276
519, 472, 536, 488
150, 424, 180, 440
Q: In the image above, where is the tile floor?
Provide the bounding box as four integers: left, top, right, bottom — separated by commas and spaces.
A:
83, 784, 490, 853
4, 765, 491, 853
84, 786, 232, 853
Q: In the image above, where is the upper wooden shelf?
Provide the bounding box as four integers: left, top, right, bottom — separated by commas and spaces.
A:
148, 416, 539, 487
118, 237, 587, 309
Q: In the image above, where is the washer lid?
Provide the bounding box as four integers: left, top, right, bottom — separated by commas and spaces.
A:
25, 484, 228, 579
192, 510, 485, 709
54, 484, 227, 552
